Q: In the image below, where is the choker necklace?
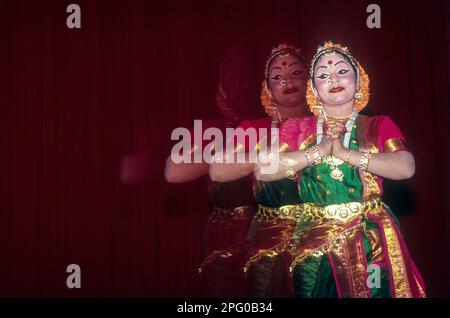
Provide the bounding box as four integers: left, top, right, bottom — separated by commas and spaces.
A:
327, 115, 352, 122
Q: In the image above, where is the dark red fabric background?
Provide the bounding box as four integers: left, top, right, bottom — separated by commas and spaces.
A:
0, 0, 449, 297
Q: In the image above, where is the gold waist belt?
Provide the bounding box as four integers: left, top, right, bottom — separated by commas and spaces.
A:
210, 205, 252, 222
255, 204, 304, 222
256, 198, 383, 223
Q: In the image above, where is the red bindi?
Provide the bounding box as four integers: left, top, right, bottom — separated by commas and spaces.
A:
328, 60, 333, 65
282, 61, 287, 66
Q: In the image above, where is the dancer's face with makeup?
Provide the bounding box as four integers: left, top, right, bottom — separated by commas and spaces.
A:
222, 59, 249, 105
313, 52, 357, 107
268, 54, 307, 107
220, 54, 256, 119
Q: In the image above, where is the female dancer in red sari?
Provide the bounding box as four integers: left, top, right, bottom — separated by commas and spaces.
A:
210, 44, 308, 297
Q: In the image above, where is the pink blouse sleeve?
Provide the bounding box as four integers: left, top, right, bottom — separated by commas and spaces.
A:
377, 116, 408, 153
280, 119, 302, 151
280, 117, 316, 151
233, 119, 259, 152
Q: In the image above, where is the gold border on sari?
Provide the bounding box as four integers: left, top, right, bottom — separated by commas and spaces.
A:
370, 208, 412, 298
299, 134, 316, 151
384, 138, 407, 153
243, 223, 295, 275
290, 200, 416, 298
198, 250, 234, 274
359, 144, 381, 201
329, 231, 371, 298
412, 271, 427, 298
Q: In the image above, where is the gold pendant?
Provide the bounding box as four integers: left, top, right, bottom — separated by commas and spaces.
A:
324, 155, 344, 166
323, 155, 344, 182
330, 167, 344, 182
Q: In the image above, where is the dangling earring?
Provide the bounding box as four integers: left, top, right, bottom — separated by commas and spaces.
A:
261, 81, 280, 121
354, 92, 363, 99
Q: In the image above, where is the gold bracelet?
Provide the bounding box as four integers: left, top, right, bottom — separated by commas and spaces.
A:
311, 145, 322, 165
286, 168, 297, 179
280, 154, 298, 167
304, 149, 313, 167
346, 149, 352, 164
360, 151, 372, 171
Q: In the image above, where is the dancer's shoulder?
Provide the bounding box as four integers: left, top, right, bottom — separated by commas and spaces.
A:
237, 117, 272, 130
281, 116, 317, 133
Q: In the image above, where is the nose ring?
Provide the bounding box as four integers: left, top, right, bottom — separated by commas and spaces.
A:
326, 79, 338, 87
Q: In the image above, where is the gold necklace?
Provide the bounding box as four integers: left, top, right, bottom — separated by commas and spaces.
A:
322, 117, 349, 182
327, 115, 351, 122
323, 155, 345, 182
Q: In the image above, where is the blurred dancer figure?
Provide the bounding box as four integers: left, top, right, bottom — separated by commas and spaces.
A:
210, 44, 309, 297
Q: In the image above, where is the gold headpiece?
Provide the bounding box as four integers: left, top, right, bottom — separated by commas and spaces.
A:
306, 41, 370, 115
261, 43, 306, 122
263, 43, 305, 79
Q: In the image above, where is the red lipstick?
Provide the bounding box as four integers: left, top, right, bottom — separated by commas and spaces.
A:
329, 87, 344, 93
284, 88, 299, 94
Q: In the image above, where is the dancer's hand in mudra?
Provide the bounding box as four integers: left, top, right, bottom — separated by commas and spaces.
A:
321, 120, 347, 157
327, 121, 348, 157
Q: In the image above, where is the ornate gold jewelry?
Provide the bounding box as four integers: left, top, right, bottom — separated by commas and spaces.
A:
210, 205, 251, 223
286, 169, 297, 179
261, 43, 306, 121
354, 92, 364, 99
327, 115, 352, 123
289, 198, 385, 272
323, 155, 345, 182
305, 149, 313, 167
360, 151, 372, 171
346, 149, 352, 164
198, 250, 233, 274
264, 43, 305, 79
306, 41, 370, 115
280, 154, 298, 167
255, 204, 304, 222
280, 154, 299, 179
311, 145, 322, 165
297, 198, 383, 224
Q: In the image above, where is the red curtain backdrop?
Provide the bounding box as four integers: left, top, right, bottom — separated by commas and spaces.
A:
0, 0, 449, 297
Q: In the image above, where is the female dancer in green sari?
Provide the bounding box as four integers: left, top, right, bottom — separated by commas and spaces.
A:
258, 41, 426, 298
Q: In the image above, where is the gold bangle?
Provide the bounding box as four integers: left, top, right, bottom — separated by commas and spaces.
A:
305, 149, 313, 167
311, 145, 322, 165
286, 168, 297, 179
346, 149, 352, 164
280, 154, 298, 167
360, 151, 372, 171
